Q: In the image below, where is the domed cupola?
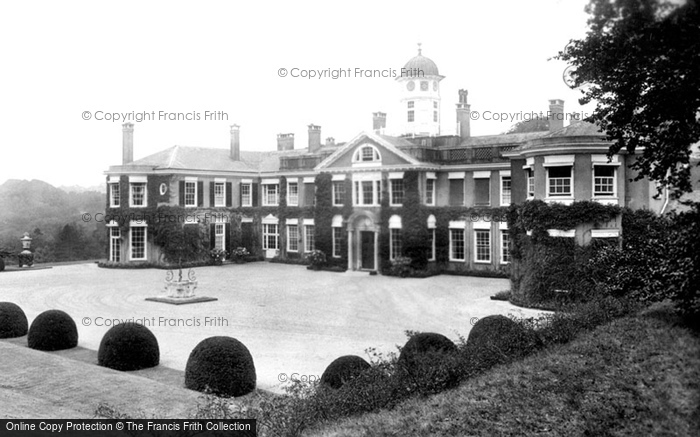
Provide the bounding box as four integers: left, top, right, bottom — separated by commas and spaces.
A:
403, 46, 440, 76
396, 44, 444, 137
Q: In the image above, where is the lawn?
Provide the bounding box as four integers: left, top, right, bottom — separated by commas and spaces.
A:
304, 303, 700, 436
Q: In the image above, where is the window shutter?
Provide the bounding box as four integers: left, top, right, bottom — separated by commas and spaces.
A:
179, 181, 185, 206
209, 182, 215, 207
197, 182, 204, 206
304, 183, 315, 207
224, 223, 231, 252
449, 179, 464, 206
252, 183, 259, 206
474, 178, 490, 206
226, 182, 232, 207
209, 223, 216, 250
239, 182, 243, 206
105, 180, 110, 209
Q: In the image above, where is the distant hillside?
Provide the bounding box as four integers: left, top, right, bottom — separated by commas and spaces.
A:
59, 184, 106, 194
0, 179, 106, 263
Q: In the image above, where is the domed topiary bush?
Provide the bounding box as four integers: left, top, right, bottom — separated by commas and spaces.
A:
399, 332, 457, 367
320, 355, 371, 389
98, 322, 160, 371
397, 332, 460, 395
467, 314, 540, 370
0, 302, 28, 338
27, 309, 78, 351
185, 336, 256, 397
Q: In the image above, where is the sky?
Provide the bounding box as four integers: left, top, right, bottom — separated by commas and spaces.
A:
0, 0, 595, 188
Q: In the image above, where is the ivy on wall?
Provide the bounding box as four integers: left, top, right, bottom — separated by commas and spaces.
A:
506, 199, 624, 305
314, 173, 333, 258
402, 171, 430, 270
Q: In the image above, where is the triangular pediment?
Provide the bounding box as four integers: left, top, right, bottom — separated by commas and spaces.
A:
316, 131, 421, 171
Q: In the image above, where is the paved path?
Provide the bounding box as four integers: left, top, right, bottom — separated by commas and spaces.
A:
0, 263, 544, 392
0, 340, 202, 419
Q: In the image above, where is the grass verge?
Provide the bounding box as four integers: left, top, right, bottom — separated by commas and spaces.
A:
304, 303, 700, 437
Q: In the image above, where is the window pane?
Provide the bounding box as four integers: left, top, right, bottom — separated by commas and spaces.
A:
391, 179, 404, 205
476, 230, 491, 262
110, 227, 121, 262
131, 227, 145, 259
594, 166, 615, 196
390, 228, 402, 260
288, 183, 298, 205
111, 184, 120, 207
362, 181, 373, 204
263, 224, 278, 250
185, 182, 196, 206
132, 183, 146, 206
333, 227, 342, 257
426, 179, 435, 205
501, 177, 511, 205
214, 183, 225, 206
241, 184, 251, 206
450, 229, 464, 260
548, 166, 572, 196
288, 225, 298, 251
264, 184, 279, 205
501, 230, 511, 264
333, 181, 345, 206
305, 225, 315, 252
215, 223, 225, 250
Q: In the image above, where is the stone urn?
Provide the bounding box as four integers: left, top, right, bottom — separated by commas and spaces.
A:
164, 269, 198, 298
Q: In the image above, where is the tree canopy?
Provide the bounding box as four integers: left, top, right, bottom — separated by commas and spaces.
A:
557, 0, 700, 197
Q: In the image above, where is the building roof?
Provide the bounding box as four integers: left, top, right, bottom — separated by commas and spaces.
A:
545, 121, 605, 138
112, 145, 312, 174
458, 131, 549, 147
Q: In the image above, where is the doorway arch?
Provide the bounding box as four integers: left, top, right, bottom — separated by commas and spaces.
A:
346, 210, 380, 271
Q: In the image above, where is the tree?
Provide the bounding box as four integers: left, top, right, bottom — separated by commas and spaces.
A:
557, 0, 700, 198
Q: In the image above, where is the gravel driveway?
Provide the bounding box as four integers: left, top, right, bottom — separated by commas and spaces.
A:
0, 262, 544, 391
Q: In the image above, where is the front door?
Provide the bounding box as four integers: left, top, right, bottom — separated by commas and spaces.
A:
360, 231, 374, 270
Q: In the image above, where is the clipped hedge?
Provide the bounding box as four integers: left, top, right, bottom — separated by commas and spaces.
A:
467, 315, 540, 370
98, 322, 160, 371
185, 336, 256, 397
27, 309, 78, 351
0, 302, 28, 338
397, 332, 461, 393
320, 355, 371, 389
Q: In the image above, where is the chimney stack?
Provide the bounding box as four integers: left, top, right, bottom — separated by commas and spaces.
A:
326, 137, 336, 147
569, 112, 582, 125
548, 99, 565, 132
230, 124, 240, 160
122, 122, 134, 164
455, 89, 471, 139
277, 133, 295, 151
308, 124, 322, 153
372, 112, 387, 134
